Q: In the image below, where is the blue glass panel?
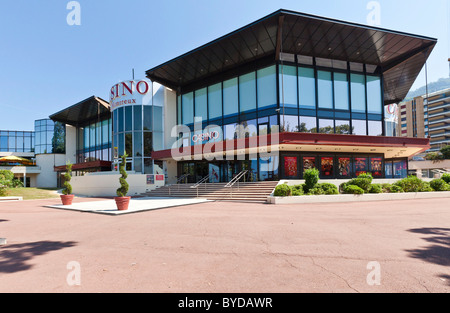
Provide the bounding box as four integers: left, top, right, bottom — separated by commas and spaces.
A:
298, 67, 316, 109
279, 65, 298, 108
257, 65, 277, 109
239, 72, 256, 113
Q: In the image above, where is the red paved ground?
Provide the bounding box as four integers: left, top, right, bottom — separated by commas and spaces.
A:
0, 197, 449, 293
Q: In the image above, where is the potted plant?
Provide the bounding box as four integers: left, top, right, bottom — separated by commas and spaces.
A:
115, 154, 130, 211
61, 162, 74, 205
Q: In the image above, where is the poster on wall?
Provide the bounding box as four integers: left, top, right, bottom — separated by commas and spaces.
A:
321, 157, 334, 177
337, 157, 351, 177
303, 157, 316, 173
284, 157, 298, 178
370, 158, 383, 177
209, 164, 220, 183
355, 157, 368, 176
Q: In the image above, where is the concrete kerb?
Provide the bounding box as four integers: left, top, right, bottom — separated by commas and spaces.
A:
267, 191, 450, 204
44, 197, 212, 215
0, 196, 23, 202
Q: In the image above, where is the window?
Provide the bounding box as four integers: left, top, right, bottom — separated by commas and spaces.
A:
334, 72, 349, 110
133, 106, 142, 131
299, 116, 316, 133
143, 106, 152, 131
125, 106, 133, 132
367, 75, 382, 114
317, 71, 333, 109
352, 119, 367, 135
282, 115, 299, 132
335, 120, 350, 134
195, 88, 208, 121
318, 119, 334, 134
223, 78, 239, 116
182, 92, 194, 124
208, 83, 222, 120
279, 65, 298, 108
257, 65, 277, 109
351, 73, 366, 113
368, 120, 382, 136
239, 72, 256, 112
298, 67, 316, 109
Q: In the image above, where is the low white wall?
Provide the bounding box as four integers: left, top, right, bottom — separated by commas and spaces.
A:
71, 172, 165, 197
276, 178, 417, 188
268, 191, 450, 204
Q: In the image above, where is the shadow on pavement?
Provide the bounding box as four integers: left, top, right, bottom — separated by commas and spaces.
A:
0, 241, 77, 273
406, 228, 450, 286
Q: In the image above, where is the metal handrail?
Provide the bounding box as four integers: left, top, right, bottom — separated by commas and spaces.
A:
224, 170, 248, 188
190, 174, 211, 189
176, 174, 190, 184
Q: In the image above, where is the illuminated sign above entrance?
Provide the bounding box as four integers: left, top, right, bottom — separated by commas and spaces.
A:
192, 131, 220, 143
110, 79, 152, 111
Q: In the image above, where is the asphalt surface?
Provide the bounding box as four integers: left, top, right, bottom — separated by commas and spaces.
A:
0, 197, 449, 293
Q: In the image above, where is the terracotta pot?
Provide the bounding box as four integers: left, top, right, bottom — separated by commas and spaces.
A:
60, 194, 74, 205
114, 196, 131, 211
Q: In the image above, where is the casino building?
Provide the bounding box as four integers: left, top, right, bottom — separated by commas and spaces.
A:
144, 9, 436, 183
1, 9, 438, 193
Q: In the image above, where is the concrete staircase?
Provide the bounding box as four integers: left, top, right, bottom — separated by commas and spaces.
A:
141, 181, 279, 203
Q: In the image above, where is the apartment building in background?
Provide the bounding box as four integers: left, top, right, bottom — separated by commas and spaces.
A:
398, 88, 450, 152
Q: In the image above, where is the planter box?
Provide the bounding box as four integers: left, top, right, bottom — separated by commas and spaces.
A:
267, 191, 450, 204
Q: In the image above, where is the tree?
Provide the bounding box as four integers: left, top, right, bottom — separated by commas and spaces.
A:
440, 145, 450, 159
116, 154, 129, 197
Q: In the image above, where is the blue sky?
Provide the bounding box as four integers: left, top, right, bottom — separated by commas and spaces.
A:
0, 0, 449, 131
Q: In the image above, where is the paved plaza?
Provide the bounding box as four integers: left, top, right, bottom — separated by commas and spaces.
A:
0, 196, 449, 293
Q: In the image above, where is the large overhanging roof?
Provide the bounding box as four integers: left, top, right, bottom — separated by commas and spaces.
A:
49, 96, 111, 127
145, 9, 437, 105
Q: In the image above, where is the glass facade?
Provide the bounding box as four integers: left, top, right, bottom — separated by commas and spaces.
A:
34, 119, 65, 154
0, 130, 34, 153
112, 85, 163, 174
174, 57, 388, 181
77, 119, 112, 163
177, 59, 383, 146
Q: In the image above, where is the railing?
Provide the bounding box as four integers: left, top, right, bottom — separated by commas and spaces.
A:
190, 174, 212, 197
224, 170, 248, 198
168, 174, 190, 195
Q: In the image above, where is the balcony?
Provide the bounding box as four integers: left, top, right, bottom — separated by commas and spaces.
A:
0, 165, 41, 174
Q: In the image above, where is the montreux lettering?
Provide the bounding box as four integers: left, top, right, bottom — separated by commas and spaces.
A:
110, 80, 151, 110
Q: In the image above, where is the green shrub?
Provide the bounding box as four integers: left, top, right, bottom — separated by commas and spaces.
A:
369, 184, 383, 194
116, 154, 129, 197
0, 184, 8, 197
430, 179, 450, 191
389, 185, 404, 193
356, 173, 373, 183
307, 186, 325, 195
62, 162, 73, 195
345, 177, 372, 193
317, 183, 339, 195
291, 185, 304, 196
441, 173, 450, 184
417, 181, 433, 192
0, 170, 15, 188
274, 183, 292, 197
394, 176, 426, 193
343, 185, 364, 194
381, 183, 393, 193
303, 168, 319, 192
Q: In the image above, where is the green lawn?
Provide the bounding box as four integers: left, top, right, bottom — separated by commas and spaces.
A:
5, 188, 60, 200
